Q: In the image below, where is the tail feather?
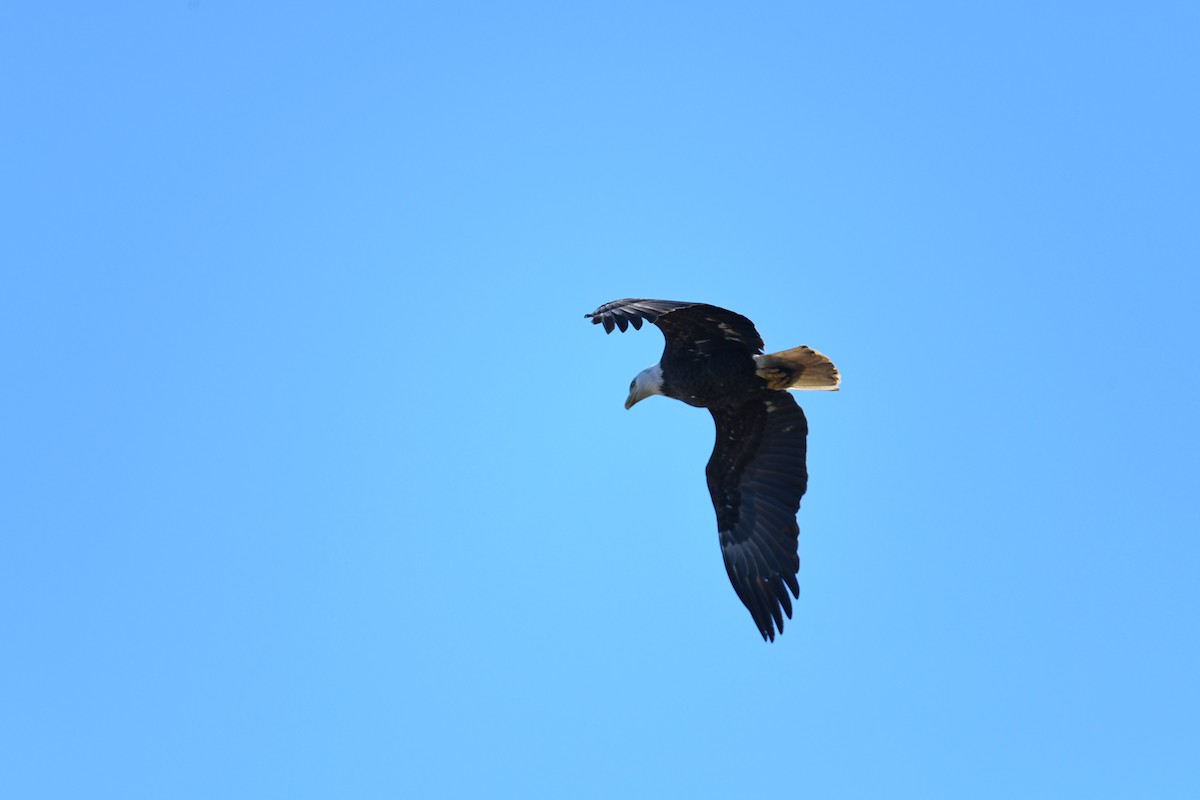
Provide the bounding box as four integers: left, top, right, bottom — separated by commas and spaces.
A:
754, 346, 840, 391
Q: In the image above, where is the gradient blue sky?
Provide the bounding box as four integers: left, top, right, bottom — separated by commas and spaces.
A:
3, 3, 1198, 798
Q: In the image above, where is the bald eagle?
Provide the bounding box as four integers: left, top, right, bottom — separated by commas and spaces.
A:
586, 299, 839, 641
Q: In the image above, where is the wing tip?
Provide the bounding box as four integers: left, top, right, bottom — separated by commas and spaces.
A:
585, 299, 669, 335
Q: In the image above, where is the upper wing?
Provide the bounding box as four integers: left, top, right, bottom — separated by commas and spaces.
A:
707, 392, 808, 641
586, 298, 765, 353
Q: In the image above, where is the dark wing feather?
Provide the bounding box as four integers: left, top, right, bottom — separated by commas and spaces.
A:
707, 392, 808, 641
586, 298, 765, 353
585, 298, 691, 333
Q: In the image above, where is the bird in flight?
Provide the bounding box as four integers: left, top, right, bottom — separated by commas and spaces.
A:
586, 299, 839, 641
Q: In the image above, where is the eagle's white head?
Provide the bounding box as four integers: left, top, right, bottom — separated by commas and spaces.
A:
625, 363, 664, 410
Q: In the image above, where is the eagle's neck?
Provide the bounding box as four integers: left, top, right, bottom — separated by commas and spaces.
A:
637, 363, 664, 394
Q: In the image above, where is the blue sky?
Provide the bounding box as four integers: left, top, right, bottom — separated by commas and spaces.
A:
3, 2, 1198, 797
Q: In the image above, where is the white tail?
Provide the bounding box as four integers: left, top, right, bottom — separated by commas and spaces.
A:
754, 346, 840, 391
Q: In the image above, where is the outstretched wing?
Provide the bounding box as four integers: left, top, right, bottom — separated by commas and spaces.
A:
707, 392, 808, 641
586, 298, 765, 353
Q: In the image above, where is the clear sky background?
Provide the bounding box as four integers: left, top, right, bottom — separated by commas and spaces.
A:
3, 2, 1198, 798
